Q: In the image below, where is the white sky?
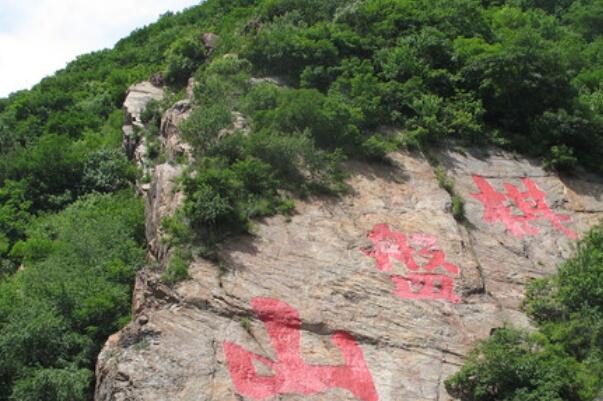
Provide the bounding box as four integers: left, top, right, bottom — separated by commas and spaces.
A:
0, 0, 202, 97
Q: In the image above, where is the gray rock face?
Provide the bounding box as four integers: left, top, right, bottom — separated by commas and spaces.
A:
123, 82, 164, 129
122, 82, 164, 167
249, 76, 288, 87
94, 140, 603, 401
436, 148, 603, 310
145, 163, 185, 265
98, 82, 603, 401
202, 32, 219, 52
159, 100, 193, 162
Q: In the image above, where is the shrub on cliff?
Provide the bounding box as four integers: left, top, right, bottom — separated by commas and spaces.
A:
164, 34, 207, 86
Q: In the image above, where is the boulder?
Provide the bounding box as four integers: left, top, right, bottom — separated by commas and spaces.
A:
121, 81, 164, 169
123, 81, 164, 129
202, 32, 219, 51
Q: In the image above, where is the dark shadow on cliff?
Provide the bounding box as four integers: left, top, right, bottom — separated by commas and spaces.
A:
434, 143, 544, 175
215, 232, 261, 273
340, 153, 411, 195
559, 169, 603, 204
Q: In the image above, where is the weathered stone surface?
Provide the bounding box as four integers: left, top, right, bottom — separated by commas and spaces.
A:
186, 78, 197, 99
96, 146, 603, 401
249, 76, 288, 87
122, 124, 138, 162
122, 81, 164, 167
145, 163, 185, 265
436, 147, 603, 310
159, 100, 193, 162
123, 81, 164, 129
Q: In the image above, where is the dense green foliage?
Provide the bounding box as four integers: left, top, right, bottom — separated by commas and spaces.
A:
446, 224, 603, 401
0, 0, 602, 399
237, 0, 603, 167
0, 192, 144, 401
176, 54, 348, 244
0, 2, 260, 399
0, 2, 257, 269
159, 0, 603, 249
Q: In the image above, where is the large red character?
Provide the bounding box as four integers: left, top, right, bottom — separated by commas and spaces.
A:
223, 298, 378, 401
471, 176, 577, 240
361, 224, 461, 303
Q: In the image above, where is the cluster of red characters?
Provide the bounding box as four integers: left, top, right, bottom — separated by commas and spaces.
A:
222, 176, 578, 400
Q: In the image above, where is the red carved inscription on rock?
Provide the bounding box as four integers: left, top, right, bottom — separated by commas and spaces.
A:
362, 224, 461, 303
471, 176, 577, 239
223, 297, 379, 401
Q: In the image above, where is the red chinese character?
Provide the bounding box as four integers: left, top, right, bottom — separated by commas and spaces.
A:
361, 224, 461, 303
223, 298, 378, 401
471, 176, 577, 240
362, 224, 460, 275
391, 274, 461, 303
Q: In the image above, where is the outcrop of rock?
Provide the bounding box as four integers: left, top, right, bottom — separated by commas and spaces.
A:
122, 81, 164, 171
202, 32, 219, 52
121, 81, 190, 265
96, 89, 603, 401
124, 81, 164, 128
159, 100, 193, 162
145, 163, 185, 265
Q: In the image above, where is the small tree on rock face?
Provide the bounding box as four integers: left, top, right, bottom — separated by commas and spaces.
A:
445, 327, 597, 401
164, 34, 207, 86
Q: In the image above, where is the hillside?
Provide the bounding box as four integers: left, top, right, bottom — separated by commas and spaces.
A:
0, 0, 602, 400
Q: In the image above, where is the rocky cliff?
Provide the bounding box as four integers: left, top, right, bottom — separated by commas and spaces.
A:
95, 82, 603, 401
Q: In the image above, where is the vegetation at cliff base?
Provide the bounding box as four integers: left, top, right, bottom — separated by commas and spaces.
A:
0, 0, 601, 399
446, 223, 603, 401
0, 191, 144, 401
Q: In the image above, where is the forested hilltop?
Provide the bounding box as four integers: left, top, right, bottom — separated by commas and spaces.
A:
0, 0, 602, 400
